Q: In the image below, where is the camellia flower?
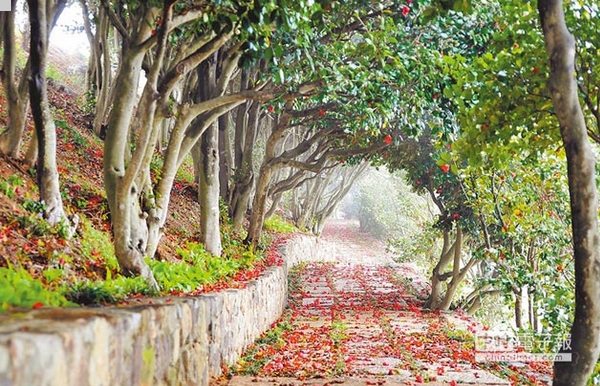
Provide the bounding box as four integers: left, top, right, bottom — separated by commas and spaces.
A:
383, 134, 393, 145
401, 5, 410, 16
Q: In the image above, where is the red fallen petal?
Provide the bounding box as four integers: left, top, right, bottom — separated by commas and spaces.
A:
32, 302, 44, 309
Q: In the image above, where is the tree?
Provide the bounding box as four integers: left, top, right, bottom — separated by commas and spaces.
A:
538, 0, 600, 384
27, 0, 72, 230
0, 0, 30, 158
0, 0, 65, 159
97, 0, 326, 285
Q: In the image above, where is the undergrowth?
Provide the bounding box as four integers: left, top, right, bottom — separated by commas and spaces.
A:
264, 214, 297, 234
0, 173, 284, 310
0, 268, 73, 310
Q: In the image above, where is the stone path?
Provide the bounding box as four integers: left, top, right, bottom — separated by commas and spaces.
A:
227, 221, 552, 385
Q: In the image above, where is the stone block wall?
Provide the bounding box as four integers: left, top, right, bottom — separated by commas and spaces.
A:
0, 234, 320, 386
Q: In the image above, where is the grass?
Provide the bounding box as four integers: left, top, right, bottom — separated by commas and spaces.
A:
61, 239, 263, 305
287, 262, 307, 306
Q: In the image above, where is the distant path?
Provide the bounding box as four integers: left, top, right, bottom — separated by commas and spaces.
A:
228, 220, 551, 385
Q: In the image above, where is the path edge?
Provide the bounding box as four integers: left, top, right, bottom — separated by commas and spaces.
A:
0, 234, 321, 386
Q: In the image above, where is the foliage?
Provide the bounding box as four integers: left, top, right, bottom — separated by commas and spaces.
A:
0, 267, 72, 310
78, 217, 119, 272
149, 242, 259, 293
64, 275, 151, 305
17, 200, 71, 239
176, 155, 196, 184
263, 215, 297, 234
0, 175, 24, 199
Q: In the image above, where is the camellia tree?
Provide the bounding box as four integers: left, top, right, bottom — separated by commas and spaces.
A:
438, 0, 599, 383
93, 0, 330, 287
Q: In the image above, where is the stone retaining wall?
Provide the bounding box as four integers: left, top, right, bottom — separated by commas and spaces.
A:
0, 234, 320, 386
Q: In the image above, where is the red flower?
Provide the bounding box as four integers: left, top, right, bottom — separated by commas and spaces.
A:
401, 5, 410, 16
32, 302, 44, 309
440, 163, 450, 173
383, 134, 393, 145
451, 213, 461, 220
318, 108, 326, 117
267, 105, 275, 113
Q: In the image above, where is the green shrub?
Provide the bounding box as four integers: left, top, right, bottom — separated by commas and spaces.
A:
149, 242, 259, 292
264, 215, 297, 234
64, 275, 151, 306
0, 268, 72, 310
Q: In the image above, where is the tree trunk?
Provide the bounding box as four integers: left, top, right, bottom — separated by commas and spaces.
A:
199, 123, 222, 256
514, 290, 523, 329
196, 55, 222, 256
245, 163, 273, 245
427, 229, 453, 309
311, 164, 366, 234
103, 45, 158, 287
218, 112, 232, 201
437, 227, 465, 311
92, 7, 113, 137
0, 0, 29, 158
265, 192, 282, 219
79, 0, 97, 94
231, 100, 260, 229
538, 1, 600, 385
27, 0, 69, 228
